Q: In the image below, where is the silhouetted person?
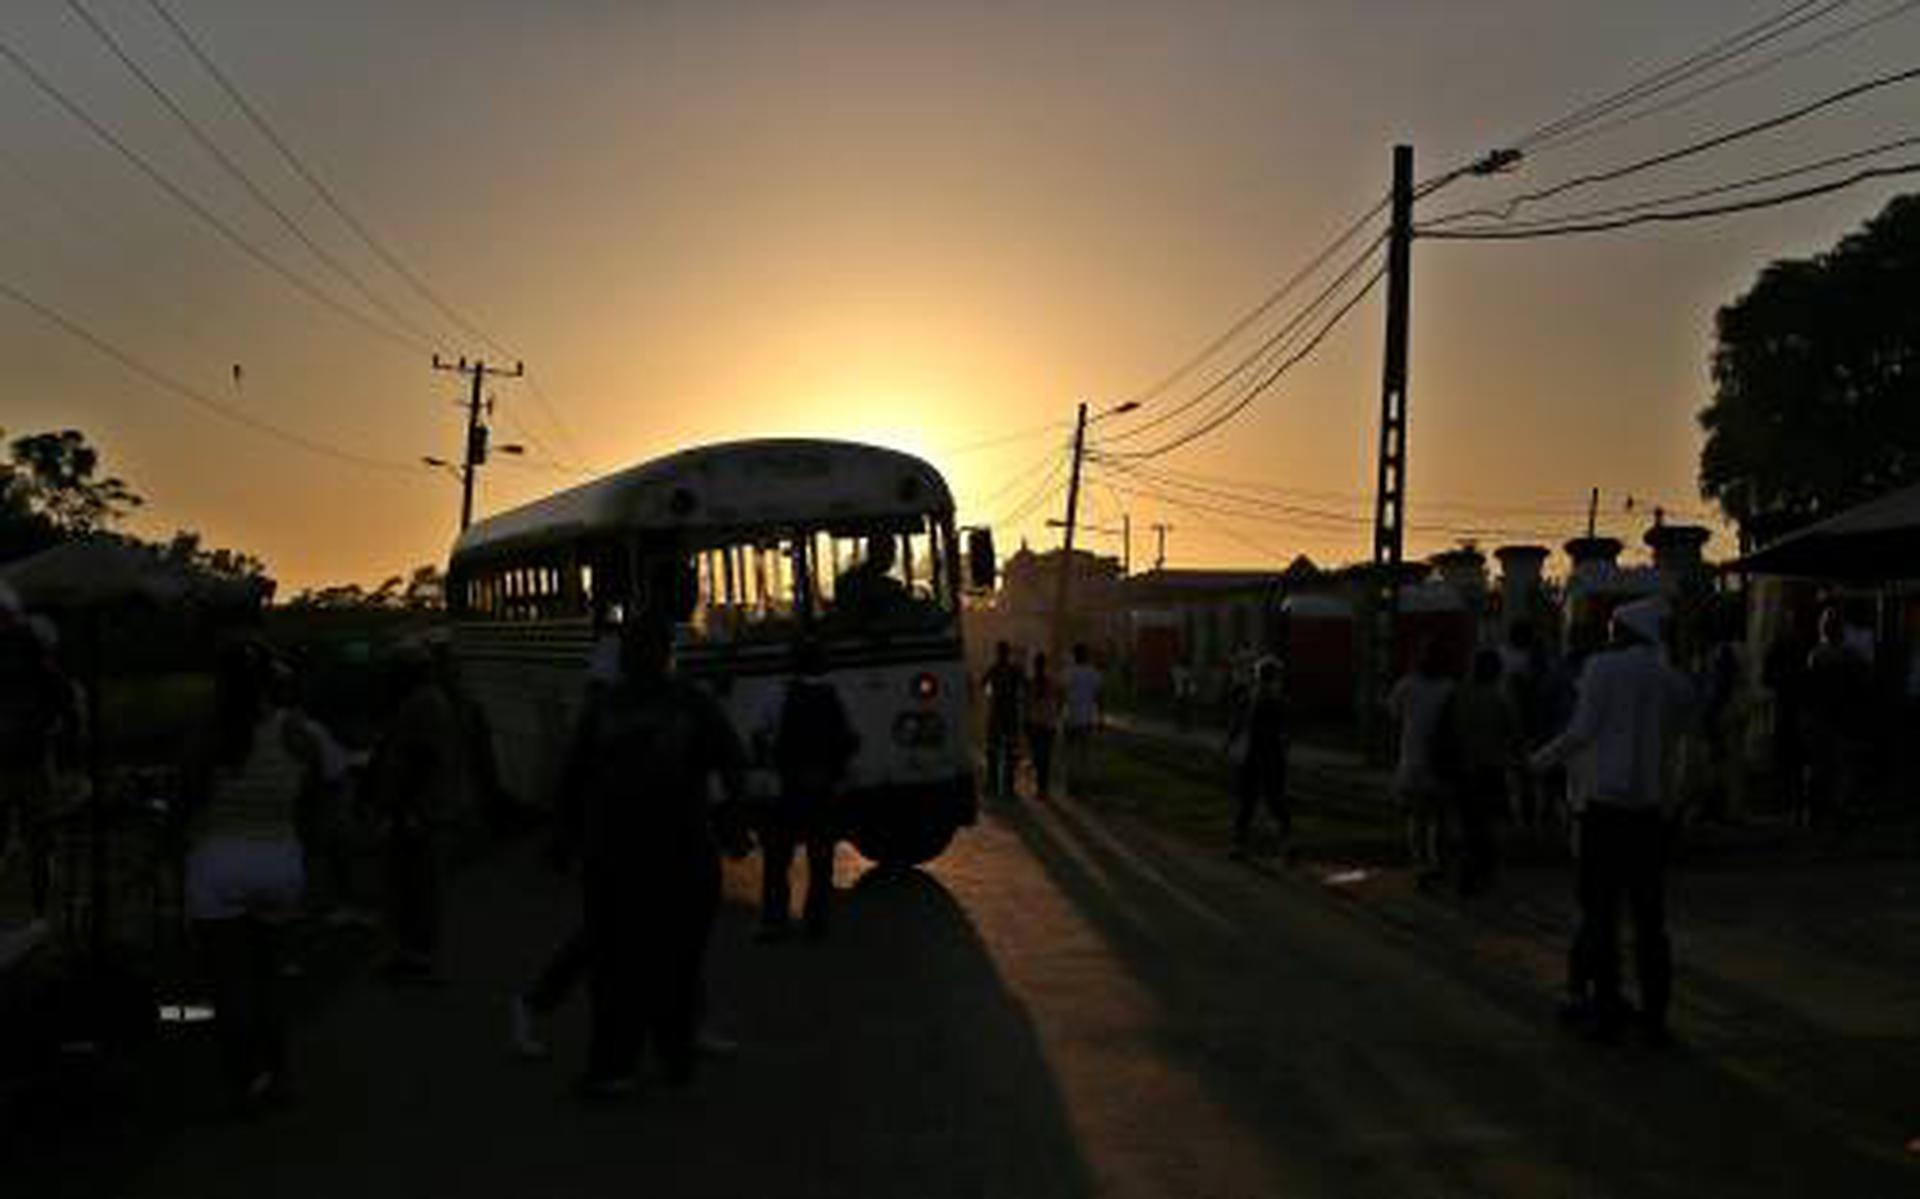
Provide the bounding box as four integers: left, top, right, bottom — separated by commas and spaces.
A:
0, 591, 69, 917
834, 533, 909, 624
1532, 600, 1694, 1046
760, 638, 858, 941
1454, 647, 1519, 896
1026, 652, 1062, 801
1803, 606, 1870, 831
1389, 640, 1457, 883
1062, 643, 1104, 793
553, 618, 747, 1099
981, 641, 1026, 800
183, 642, 327, 1110
1501, 621, 1551, 829
369, 642, 465, 982
1761, 623, 1808, 823
1225, 658, 1290, 860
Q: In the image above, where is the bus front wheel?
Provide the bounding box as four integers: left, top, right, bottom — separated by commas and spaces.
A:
850, 820, 956, 869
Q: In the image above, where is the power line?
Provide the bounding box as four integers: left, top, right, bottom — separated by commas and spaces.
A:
0, 29, 423, 355
1102, 262, 1386, 461
1109, 194, 1390, 416
1530, 0, 1920, 156
1102, 232, 1389, 447
1426, 63, 1920, 228
995, 451, 1071, 530
1421, 135, 1920, 233
1420, 159, 1920, 240
939, 419, 1075, 457
1515, 0, 1857, 149
61, 0, 442, 351
0, 274, 414, 472
144, 0, 599, 472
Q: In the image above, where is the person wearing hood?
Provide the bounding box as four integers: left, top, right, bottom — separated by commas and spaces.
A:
1531, 598, 1695, 1046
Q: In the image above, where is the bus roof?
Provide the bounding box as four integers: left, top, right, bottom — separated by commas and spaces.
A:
452, 438, 953, 561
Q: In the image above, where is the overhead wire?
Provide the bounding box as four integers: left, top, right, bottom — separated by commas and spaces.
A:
61, 0, 445, 351
144, 0, 596, 472
1420, 160, 1920, 240
1515, 0, 1858, 149
1420, 135, 1920, 233
0, 274, 415, 473
1529, 0, 1920, 157
1109, 194, 1391, 418
1102, 231, 1389, 447
0, 29, 425, 355
1424, 63, 1920, 228
1101, 262, 1387, 461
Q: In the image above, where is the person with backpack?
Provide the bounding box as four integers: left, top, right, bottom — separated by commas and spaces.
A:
760, 638, 859, 942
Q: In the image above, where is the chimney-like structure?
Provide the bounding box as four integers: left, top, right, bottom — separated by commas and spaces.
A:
1644, 524, 1710, 596
1494, 544, 1549, 635
1429, 546, 1488, 602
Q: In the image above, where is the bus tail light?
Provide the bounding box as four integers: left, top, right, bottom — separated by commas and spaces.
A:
911, 672, 939, 700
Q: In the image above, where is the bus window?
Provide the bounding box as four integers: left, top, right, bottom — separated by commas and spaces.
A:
819, 516, 955, 631
690, 537, 806, 643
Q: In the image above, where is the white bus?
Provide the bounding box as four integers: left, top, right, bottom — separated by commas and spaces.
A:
445, 438, 993, 867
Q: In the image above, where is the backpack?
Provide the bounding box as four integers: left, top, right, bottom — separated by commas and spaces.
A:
774, 679, 859, 798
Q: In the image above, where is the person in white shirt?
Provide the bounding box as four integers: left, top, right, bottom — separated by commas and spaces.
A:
1531, 598, 1694, 1046
1061, 643, 1103, 795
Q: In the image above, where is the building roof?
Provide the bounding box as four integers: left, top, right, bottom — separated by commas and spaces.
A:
1734, 480, 1920, 581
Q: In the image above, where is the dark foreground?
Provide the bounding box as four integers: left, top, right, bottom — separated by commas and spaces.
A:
8, 791, 1916, 1198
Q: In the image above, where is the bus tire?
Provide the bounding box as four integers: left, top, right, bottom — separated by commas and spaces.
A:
850, 820, 956, 869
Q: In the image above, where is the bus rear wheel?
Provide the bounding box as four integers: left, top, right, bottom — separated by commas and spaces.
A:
850, 820, 956, 869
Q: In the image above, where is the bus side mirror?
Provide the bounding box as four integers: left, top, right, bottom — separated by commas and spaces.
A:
965, 527, 997, 591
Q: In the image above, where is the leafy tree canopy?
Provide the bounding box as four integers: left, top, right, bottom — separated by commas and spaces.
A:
6, 428, 143, 534
1700, 193, 1920, 541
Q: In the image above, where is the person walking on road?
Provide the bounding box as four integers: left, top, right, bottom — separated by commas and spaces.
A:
760, 638, 858, 942
1453, 648, 1520, 896
1803, 605, 1871, 831
1062, 643, 1104, 795
368, 642, 465, 983
1224, 658, 1291, 861
1388, 641, 1458, 886
1025, 652, 1062, 801
981, 641, 1026, 801
183, 641, 329, 1110
1531, 599, 1694, 1047
552, 617, 749, 1099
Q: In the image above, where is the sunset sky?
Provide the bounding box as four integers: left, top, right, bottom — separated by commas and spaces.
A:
4, 0, 1917, 591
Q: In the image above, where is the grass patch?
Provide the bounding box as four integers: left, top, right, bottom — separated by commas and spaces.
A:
1083, 729, 1403, 861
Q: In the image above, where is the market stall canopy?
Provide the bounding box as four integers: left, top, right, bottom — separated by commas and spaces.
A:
1733, 481, 1920, 581
0, 536, 192, 609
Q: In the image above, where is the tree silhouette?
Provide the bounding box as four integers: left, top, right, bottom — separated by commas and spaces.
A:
1700, 194, 1920, 542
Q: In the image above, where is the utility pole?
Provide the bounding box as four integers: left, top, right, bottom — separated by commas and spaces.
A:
1051, 401, 1090, 660
431, 355, 525, 531
1368, 144, 1414, 742
1152, 522, 1173, 570
1121, 512, 1131, 577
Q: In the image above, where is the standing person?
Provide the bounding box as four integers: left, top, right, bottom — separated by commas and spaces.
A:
1061, 643, 1104, 795
1454, 648, 1520, 896
1531, 600, 1694, 1046
980, 641, 1026, 801
1224, 658, 1291, 861
183, 642, 327, 1110
273, 659, 355, 925
1761, 623, 1809, 825
760, 639, 858, 941
1171, 661, 1195, 733
1025, 652, 1062, 801
1500, 622, 1549, 830
369, 642, 465, 982
1388, 641, 1458, 886
1803, 606, 1871, 831
552, 617, 748, 1098
0, 594, 68, 917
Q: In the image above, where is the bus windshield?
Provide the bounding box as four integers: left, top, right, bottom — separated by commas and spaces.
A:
687, 512, 955, 644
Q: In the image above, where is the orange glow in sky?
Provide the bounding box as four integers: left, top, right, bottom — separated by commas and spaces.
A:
4, 1, 1916, 590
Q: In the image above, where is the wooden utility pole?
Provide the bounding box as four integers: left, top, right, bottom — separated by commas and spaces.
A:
1368, 145, 1415, 735
431, 355, 524, 530
1050, 401, 1090, 659
1152, 522, 1172, 570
